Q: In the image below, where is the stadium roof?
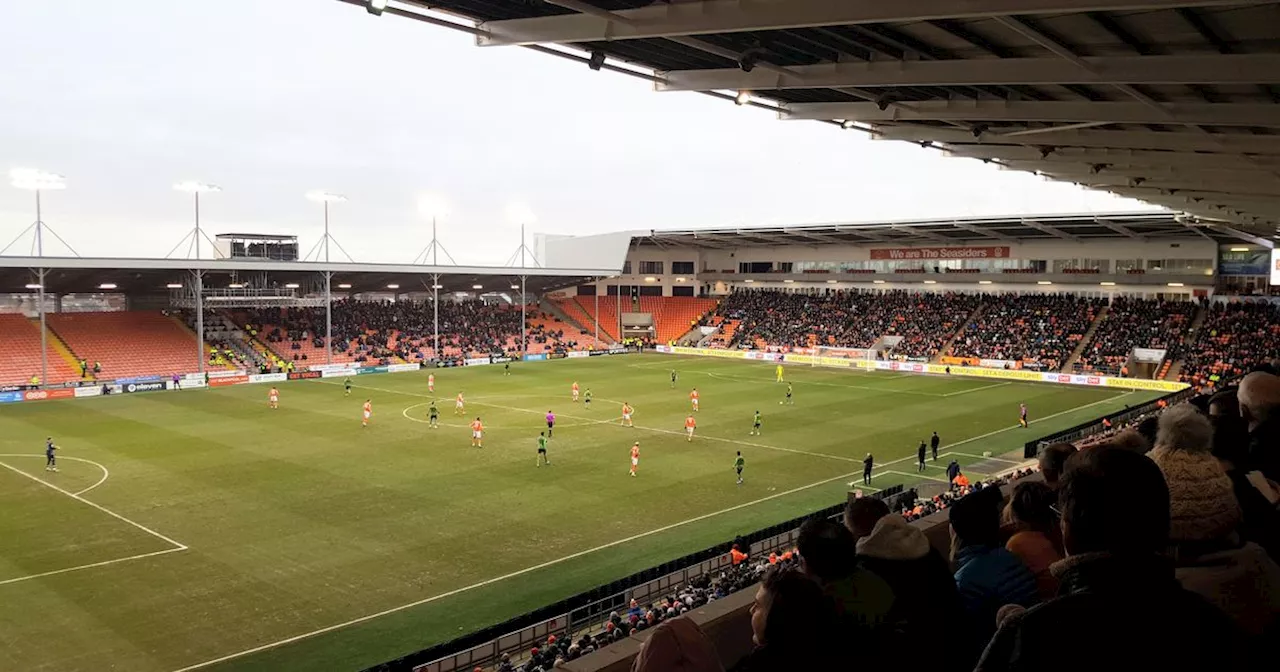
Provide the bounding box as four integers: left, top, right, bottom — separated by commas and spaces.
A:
636, 210, 1271, 248
0, 256, 608, 295
345, 1, 1280, 241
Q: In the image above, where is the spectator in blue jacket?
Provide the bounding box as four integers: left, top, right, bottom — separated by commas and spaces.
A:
948, 485, 1039, 664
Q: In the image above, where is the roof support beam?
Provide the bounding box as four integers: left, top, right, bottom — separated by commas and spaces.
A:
872, 126, 1280, 155
938, 145, 1280, 171
1020, 219, 1079, 241
948, 221, 1020, 243
476, 0, 1267, 47
784, 101, 1280, 127
1095, 219, 1144, 240
657, 54, 1280, 92
1006, 162, 1280, 184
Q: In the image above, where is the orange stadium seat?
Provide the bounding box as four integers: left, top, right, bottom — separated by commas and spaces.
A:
46, 311, 205, 380
637, 296, 718, 343
0, 314, 81, 385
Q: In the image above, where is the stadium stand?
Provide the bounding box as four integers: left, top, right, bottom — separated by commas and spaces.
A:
949, 294, 1104, 370
240, 300, 600, 365
1074, 297, 1200, 377
637, 296, 717, 344
45, 311, 205, 380
0, 314, 80, 385
554, 297, 607, 343
1180, 301, 1280, 388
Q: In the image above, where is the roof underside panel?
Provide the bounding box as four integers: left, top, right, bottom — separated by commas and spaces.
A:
384, 0, 1280, 239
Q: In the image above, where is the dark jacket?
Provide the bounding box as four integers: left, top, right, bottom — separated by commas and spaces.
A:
1248, 417, 1280, 482
954, 544, 1039, 656
857, 515, 964, 672
1226, 466, 1280, 562
975, 552, 1252, 672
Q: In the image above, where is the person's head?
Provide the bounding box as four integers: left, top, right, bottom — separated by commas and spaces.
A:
1154, 403, 1213, 453
540, 431, 545, 437
1136, 416, 1160, 449
749, 567, 834, 649
1208, 388, 1240, 419
796, 518, 857, 582
736, 451, 741, 457
843, 496, 889, 541
1038, 442, 1076, 488
1058, 447, 1169, 556
1008, 481, 1057, 533
1238, 371, 1280, 429
948, 484, 1004, 549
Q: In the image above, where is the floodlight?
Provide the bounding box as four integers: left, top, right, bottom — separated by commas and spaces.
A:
978, 281, 992, 285
1100, 281, 1116, 286
228, 283, 244, 288
431, 284, 444, 289
735, 90, 750, 106
306, 190, 347, 203
10, 168, 66, 191
367, 0, 388, 16
645, 276, 658, 283
1037, 281, 1052, 285
387, 284, 400, 289
1168, 282, 1185, 287
505, 203, 536, 226
24, 283, 42, 289
167, 283, 183, 289
417, 192, 451, 220
825, 279, 836, 284
923, 280, 937, 284
99, 283, 117, 290
472, 284, 483, 290
510, 284, 520, 290
1230, 247, 1250, 252
782, 279, 794, 284
676, 277, 687, 282
173, 181, 221, 194
872, 280, 885, 284
588, 51, 605, 71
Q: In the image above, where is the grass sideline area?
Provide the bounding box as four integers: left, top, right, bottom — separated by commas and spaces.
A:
0, 353, 1156, 672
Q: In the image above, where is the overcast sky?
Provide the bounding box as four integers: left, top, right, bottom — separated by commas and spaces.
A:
0, 0, 1157, 265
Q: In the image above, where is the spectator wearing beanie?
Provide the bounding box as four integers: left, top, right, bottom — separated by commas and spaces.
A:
631, 616, 724, 672
949, 485, 1039, 663
976, 448, 1251, 672
732, 567, 837, 671
1149, 404, 1280, 638
1004, 481, 1064, 600
847, 497, 964, 672
1239, 371, 1280, 481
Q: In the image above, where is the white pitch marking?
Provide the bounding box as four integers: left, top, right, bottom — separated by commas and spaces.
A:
943, 381, 1012, 397
0, 547, 187, 587
168, 466, 870, 672
886, 469, 950, 483
0, 453, 111, 496
947, 451, 1027, 465
195, 380, 1138, 672
0, 461, 186, 551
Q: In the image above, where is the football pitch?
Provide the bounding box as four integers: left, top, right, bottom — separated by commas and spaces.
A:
0, 354, 1156, 672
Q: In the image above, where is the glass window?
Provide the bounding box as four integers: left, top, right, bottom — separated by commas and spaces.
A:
638, 261, 663, 275
671, 261, 695, 275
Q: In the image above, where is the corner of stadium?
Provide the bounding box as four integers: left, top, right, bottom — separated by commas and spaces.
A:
3, 3, 1279, 672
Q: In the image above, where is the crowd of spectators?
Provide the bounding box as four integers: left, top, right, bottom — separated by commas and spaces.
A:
1180, 301, 1280, 388
1074, 297, 1199, 376
479, 367, 1280, 672
710, 289, 983, 358
950, 294, 1103, 370
242, 300, 586, 364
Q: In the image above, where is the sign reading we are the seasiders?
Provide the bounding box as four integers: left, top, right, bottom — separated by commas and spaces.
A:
870, 246, 1010, 260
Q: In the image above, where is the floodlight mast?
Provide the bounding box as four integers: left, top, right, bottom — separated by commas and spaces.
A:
304, 190, 352, 263
170, 181, 222, 260
3, 168, 77, 258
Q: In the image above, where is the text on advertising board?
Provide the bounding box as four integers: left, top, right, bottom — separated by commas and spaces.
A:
869, 246, 1010, 261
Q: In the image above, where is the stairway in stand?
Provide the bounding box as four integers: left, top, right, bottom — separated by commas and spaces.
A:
934, 304, 986, 362
1061, 305, 1110, 372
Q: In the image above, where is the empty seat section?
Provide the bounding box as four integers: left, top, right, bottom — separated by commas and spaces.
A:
637, 297, 719, 343
47, 312, 203, 380
0, 314, 80, 385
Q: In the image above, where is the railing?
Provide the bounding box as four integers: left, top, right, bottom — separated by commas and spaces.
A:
378, 487, 902, 672
1023, 385, 1196, 458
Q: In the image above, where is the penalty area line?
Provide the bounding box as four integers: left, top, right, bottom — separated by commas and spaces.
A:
0, 461, 187, 551
0, 546, 187, 587
168, 468, 868, 672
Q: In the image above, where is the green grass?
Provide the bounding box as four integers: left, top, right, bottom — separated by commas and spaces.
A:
0, 354, 1156, 672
